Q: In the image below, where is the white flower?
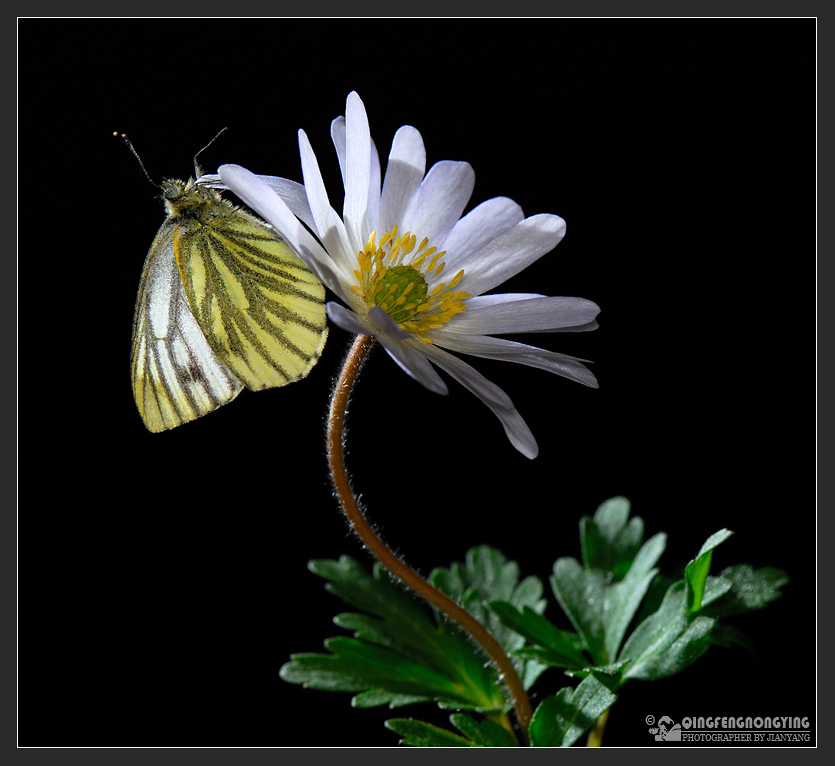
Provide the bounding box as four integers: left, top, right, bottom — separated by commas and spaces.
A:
218, 92, 599, 458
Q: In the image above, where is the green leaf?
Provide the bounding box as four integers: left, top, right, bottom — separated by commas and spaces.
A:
430, 545, 546, 687
550, 559, 607, 661
528, 676, 618, 747
700, 565, 789, 617
384, 713, 521, 747
430, 546, 546, 653
310, 557, 441, 659
521, 656, 549, 691
551, 532, 666, 664
449, 714, 519, 746
487, 601, 587, 670
351, 689, 431, 709
280, 636, 457, 700
581, 496, 645, 579
603, 532, 667, 660
619, 581, 716, 680
633, 573, 676, 626
385, 718, 474, 747
685, 529, 733, 612
565, 662, 628, 692
282, 556, 508, 711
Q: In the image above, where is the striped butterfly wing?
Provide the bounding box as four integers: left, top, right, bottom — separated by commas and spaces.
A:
172, 202, 328, 391
131, 221, 244, 432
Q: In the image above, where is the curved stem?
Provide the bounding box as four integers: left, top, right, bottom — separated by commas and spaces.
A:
326, 334, 533, 744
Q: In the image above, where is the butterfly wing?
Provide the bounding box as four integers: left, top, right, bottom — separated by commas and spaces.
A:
172, 207, 328, 391
131, 221, 244, 432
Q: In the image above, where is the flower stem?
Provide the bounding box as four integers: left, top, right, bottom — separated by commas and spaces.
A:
326, 334, 534, 745
587, 709, 610, 747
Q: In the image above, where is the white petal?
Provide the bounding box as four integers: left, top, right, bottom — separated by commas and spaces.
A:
464, 293, 545, 309
332, 112, 380, 234
430, 332, 599, 388
454, 214, 566, 297
448, 296, 600, 335
330, 115, 347, 184
377, 337, 449, 395
380, 125, 426, 235
367, 136, 382, 235
256, 176, 315, 230
218, 164, 345, 298
336, 104, 381, 237
204, 172, 317, 233
326, 301, 374, 337
421, 344, 538, 458
326, 304, 448, 394
401, 161, 475, 248
297, 131, 356, 287
368, 308, 448, 394
195, 173, 224, 187
441, 197, 525, 266
343, 92, 372, 251
367, 306, 410, 340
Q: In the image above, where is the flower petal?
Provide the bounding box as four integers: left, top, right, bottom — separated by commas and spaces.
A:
464, 293, 545, 309
401, 160, 475, 248
367, 136, 382, 237
204, 172, 317, 232
218, 164, 345, 298
326, 301, 375, 337
297, 131, 357, 287
447, 296, 600, 335
343, 92, 372, 251
333, 112, 381, 237
331, 115, 347, 183
252, 177, 317, 231
453, 214, 566, 297
379, 125, 426, 235
366, 305, 410, 341
379, 340, 449, 395
430, 332, 599, 388
441, 197, 525, 265
420, 344, 539, 458
365, 319, 448, 396
326, 304, 449, 395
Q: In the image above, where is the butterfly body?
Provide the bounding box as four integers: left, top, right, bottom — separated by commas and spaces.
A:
131, 176, 328, 432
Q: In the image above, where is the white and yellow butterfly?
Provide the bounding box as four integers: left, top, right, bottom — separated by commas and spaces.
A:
124, 134, 328, 432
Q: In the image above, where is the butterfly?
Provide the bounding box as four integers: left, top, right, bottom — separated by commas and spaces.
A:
124, 134, 328, 432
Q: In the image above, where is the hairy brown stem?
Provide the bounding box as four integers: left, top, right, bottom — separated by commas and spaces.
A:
326, 334, 534, 744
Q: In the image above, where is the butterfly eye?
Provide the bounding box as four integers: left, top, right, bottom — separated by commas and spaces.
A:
161, 183, 179, 198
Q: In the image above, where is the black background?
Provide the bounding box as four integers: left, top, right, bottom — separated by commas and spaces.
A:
19, 19, 815, 747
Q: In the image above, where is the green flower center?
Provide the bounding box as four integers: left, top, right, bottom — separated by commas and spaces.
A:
370, 265, 429, 324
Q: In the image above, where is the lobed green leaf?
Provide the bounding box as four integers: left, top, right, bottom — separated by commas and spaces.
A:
619, 581, 716, 680
528, 676, 618, 747
384, 718, 474, 747
581, 496, 645, 579
487, 600, 587, 670
699, 565, 789, 617
287, 556, 513, 711
551, 532, 666, 664
449, 714, 519, 746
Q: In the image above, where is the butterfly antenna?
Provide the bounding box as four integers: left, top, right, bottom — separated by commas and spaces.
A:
114, 132, 157, 188
193, 128, 228, 177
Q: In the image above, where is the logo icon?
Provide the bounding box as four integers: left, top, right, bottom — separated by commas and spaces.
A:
648, 715, 682, 741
